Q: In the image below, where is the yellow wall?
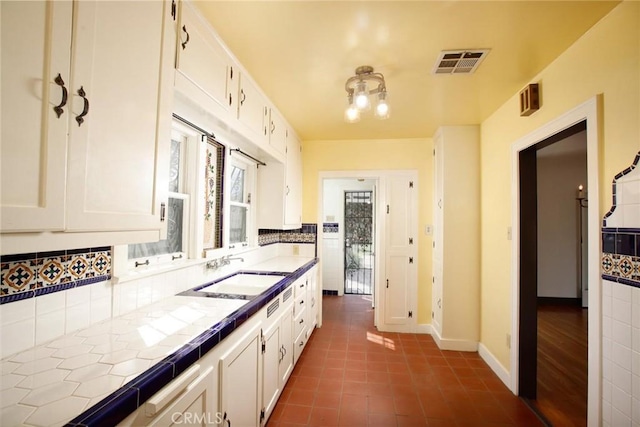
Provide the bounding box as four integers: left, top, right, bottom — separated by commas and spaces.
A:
480, 1, 640, 369
301, 138, 433, 324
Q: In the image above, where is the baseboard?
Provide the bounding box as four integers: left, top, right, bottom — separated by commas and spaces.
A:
478, 343, 512, 390
377, 323, 431, 334
431, 328, 478, 352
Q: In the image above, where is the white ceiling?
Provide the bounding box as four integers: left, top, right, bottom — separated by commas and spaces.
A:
194, 1, 620, 141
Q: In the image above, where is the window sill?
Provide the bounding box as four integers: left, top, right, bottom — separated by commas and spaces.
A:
113, 258, 207, 284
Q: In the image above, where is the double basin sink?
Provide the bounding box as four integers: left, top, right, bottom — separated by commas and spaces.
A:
179, 272, 288, 299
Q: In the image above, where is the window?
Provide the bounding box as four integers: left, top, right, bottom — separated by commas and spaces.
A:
228, 155, 254, 249
128, 129, 189, 263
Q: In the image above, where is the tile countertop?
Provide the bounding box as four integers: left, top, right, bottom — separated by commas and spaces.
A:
0, 256, 318, 427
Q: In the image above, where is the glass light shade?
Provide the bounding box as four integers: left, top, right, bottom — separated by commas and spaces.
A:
354, 81, 370, 110
345, 104, 360, 123
374, 91, 390, 119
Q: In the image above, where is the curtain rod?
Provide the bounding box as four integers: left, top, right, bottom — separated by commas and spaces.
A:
231, 148, 267, 167
172, 113, 215, 139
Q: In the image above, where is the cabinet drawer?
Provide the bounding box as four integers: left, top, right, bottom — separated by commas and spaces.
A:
293, 328, 307, 365
293, 278, 306, 298
293, 307, 306, 339
293, 295, 306, 318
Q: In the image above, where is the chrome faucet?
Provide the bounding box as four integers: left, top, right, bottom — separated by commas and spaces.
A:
221, 255, 244, 266
206, 259, 220, 270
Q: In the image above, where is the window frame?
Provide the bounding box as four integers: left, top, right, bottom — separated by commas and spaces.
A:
225, 151, 257, 252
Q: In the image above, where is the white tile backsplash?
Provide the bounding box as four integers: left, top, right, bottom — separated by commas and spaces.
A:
35, 310, 65, 346
604, 279, 640, 427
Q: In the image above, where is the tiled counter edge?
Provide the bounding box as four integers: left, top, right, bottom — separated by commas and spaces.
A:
64, 258, 318, 427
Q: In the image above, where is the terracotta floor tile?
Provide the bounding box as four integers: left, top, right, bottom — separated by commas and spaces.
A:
344, 368, 367, 382
308, 406, 339, 426
394, 396, 424, 416
368, 413, 398, 426
288, 389, 316, 406
395, 414, 428, 426
342, 381, 369, 396
280, 404, 313, 424
266, 296, 543, 427
367, 371, 389, 384
368, 395, 397, 414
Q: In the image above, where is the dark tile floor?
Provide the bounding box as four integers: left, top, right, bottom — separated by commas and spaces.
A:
267, 294, 543, 427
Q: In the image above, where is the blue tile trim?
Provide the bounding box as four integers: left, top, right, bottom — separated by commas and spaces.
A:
0, 274, 110, 305
64, 258, 319, 427
602, 150, 640, 227
602, 274, 640, 288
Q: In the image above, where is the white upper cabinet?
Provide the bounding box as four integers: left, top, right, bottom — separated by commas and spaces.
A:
268, 109, 287, 156
257, 127, 303, 230
1, 0, 174, 241
237, 74, 269, 146
66, 0, 174, 231
175, 0, 237, 119
1, 1, 72, 232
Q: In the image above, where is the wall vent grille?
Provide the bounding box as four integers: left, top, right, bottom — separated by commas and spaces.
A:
432, 49, 490, 74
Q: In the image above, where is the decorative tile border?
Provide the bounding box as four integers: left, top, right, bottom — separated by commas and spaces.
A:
0, 247, 111, 305
323, 222, 339, 233
258, 223, 318, 246
601, 150, 640, 288
602, 150, 640, 227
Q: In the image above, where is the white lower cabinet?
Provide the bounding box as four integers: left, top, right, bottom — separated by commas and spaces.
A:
219, 323, 262, 427
119, 360, 218, 427
261, 299, 293, 424
118, 270, 318, 427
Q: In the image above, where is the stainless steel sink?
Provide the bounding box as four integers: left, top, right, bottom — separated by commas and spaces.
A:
197, 273, 285, 296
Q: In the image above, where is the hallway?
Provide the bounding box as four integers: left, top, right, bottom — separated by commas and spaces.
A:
267, 295, 543, 426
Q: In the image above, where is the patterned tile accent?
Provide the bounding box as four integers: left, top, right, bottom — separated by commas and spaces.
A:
258, 223, 318, 246
0, 247, 111, 304
323, 222, 339, 233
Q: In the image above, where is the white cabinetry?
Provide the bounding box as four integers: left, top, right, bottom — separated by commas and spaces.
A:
237, 75, 269, 146
119, 360, 218, 427
219, 323, 262, 427
0, 0, 71, 232
261, 297, 293, 423
175, 0, 237, 120
268, 109, 287, 156
1, 0, 174, 252
306, 266, 319, 331
257, 128, 302, 230
432, 126, 480, 350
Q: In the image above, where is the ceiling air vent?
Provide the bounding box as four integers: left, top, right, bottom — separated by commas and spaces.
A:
432, 49, 490, 75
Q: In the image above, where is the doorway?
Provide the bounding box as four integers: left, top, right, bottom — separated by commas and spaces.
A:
518, 121, 590, 425
344, 190, 374, 295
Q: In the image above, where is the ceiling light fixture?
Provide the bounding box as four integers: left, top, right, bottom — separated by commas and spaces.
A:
344, 65, 389, 122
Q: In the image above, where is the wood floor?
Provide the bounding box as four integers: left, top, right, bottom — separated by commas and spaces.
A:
533, 304, 588, 426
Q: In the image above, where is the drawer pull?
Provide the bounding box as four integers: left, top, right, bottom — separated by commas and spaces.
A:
299, 318, 304, 324
145, 364, 200, 416
75, 86, 89, 126
53, 74, 67, 118
181, 25, 190, 49
299, 299, 304, 305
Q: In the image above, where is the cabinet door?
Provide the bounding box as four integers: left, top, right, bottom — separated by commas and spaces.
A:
262, 322, 281, 422
147, 367, 217, 427
219, 323, 261, 427
284, 132, 302, 227
279, 308, 294, 385
176, 0, 236, 114
65, 0, 173, 232
306, 268, 318, 330
383, 176, 416, 326
238, 74, 268, 146
268, 109, 287, 156
0, 0, 72, 232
